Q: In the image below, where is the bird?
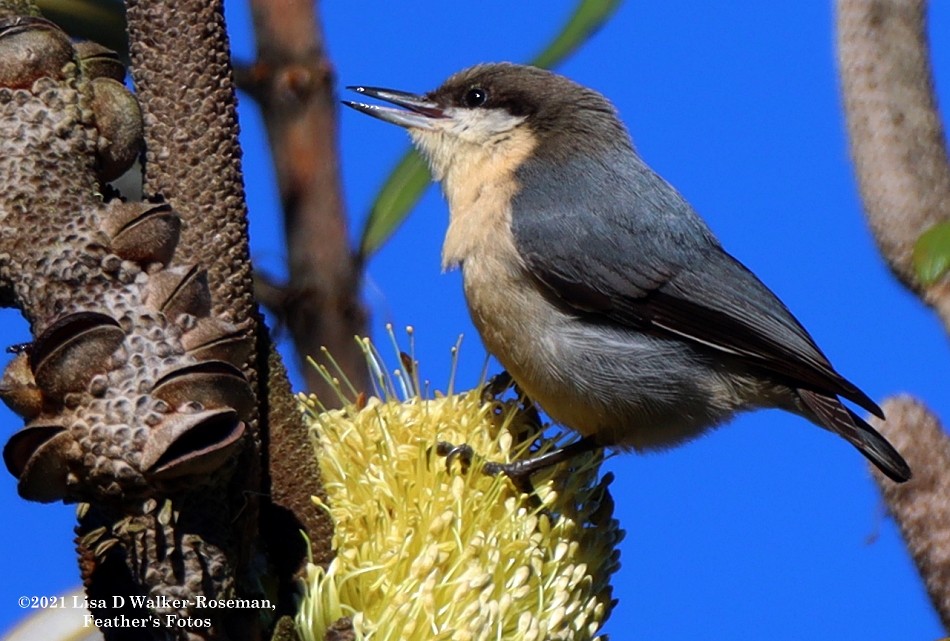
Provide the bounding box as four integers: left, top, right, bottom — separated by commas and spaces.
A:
343, 62, 911, 483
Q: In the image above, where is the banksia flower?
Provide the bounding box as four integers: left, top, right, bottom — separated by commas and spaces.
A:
297, 331, 622, 641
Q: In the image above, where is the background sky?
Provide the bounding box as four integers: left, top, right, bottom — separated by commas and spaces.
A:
1, 1, 948, 639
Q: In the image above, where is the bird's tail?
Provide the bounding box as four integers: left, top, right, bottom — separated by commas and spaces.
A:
798, 389, 911, 483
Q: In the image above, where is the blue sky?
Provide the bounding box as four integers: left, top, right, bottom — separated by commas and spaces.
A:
1, 1, 947, 638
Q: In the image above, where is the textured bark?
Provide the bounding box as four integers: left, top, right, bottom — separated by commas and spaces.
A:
837, 0, 950, 630
0, 3, 256, 638
0, 0, 331, 638
125, 4, 272, 634
244, 0, 369, 403
125, 0, 333, 627
126, 0, 255, 322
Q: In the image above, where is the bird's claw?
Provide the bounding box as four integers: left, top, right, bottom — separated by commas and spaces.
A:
435, 440, 541, 497
435, 441, 477, 474
435, 440, 517, 477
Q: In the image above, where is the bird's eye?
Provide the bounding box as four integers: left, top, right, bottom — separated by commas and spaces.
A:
462, 87, 488, 108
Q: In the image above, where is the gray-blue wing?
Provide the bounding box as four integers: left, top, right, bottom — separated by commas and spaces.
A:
510, 151, 882, 417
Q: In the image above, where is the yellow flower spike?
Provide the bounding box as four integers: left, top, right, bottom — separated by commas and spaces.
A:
297, 332, 622, 641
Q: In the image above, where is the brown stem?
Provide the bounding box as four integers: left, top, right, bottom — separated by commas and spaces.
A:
869, 396, 950, 628
838, 0, 950, 630
247, 0, 370, 403
837, 0, 950, 331
254, 271, 289, 318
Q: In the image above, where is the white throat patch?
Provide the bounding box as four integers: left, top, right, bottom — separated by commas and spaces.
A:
409, 107, 528, 182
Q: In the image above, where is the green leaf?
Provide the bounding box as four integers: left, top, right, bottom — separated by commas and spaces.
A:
359, 150, 431, 259
530, 0, 623, 69
357, 0, 624, 260
913, 221, 950, 286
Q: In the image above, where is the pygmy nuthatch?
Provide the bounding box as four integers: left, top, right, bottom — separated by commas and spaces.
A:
344, 63, 911, 483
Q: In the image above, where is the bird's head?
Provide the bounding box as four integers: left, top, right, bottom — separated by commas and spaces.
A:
344, 63, 631, 183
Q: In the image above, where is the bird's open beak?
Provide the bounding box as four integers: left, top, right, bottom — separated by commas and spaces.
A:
343, 86, 445, 130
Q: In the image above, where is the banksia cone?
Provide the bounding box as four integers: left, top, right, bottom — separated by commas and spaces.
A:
298, 334, 622, 641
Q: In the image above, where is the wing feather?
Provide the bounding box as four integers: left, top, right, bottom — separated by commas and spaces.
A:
511, 150, 882, 417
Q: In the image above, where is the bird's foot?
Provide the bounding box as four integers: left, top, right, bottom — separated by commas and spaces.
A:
435, 440, 539, 495
434, 440, 536, 479
434, 437, 603, 495
435, 441, 477, 473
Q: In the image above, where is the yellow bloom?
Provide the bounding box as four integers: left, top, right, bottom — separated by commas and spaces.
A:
297, 334, 622, 641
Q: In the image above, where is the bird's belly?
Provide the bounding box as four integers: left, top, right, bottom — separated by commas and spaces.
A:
461, 255, 752, 451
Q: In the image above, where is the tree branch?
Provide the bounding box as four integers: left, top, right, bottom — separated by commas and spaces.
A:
837, 0, 950, 330
837, 0, 950, 630
869, 396, 950, 628
246, 0, 369, 403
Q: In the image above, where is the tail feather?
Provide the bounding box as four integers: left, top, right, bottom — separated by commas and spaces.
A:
798, 389, 911, 483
